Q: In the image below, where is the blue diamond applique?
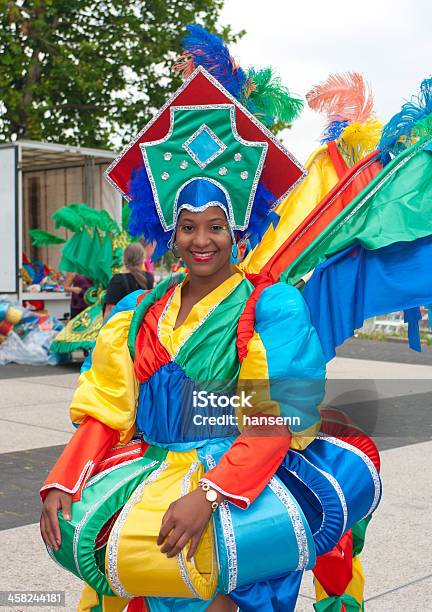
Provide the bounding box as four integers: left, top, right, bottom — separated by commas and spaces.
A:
183, 125, 226, 168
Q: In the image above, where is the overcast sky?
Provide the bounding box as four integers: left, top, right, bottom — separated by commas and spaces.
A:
219, 0, 432, 162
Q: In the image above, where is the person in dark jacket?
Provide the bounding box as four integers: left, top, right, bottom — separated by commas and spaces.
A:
103, 242, 154, 318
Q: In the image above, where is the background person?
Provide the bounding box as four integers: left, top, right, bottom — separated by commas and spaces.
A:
103, 242, 154, 318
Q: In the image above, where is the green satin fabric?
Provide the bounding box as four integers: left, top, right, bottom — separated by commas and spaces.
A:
51, 446, 167, 596
174, 277, 254, 384
283, 140, 432, 285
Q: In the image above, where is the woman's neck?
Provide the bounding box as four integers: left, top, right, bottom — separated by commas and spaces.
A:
185, 264, 234, 303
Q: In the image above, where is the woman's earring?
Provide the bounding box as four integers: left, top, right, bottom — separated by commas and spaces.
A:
171, 242, 180, 258
231, 242, 238, 262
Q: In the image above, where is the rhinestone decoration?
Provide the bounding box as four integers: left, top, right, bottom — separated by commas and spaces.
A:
161, 172, 169, 180
240, 171, 248, 180
234, 153, 242, 161
164, 152, 172, 161
180, 160, 188, 170
218, 167, 228, 176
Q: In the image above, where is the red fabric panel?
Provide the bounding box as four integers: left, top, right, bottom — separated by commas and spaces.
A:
107, 70, 304, 204
40, 417, 119, 502
134, 289, 175, 383
327, 141, 349, 180
236, 273, 273, 362
262, 152, 383, 281
205, 417, 291, 507
313, 530, 354, 596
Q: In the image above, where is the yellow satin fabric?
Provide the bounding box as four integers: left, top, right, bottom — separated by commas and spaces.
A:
237, 331, 321, 449
70, 310, 138, 444
241, 146, 339, 274
314, 554, 365, 605
107, 449, 217, 600
159, 266, 245, 357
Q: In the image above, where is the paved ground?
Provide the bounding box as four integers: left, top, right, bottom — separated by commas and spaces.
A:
0, 338, 431, 610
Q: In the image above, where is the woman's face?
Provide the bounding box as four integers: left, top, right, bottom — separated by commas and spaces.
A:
175, 206, 232, 277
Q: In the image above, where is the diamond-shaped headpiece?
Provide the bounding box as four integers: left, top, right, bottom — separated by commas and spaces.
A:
140, 105, 268, 231
183, 125, 226, 168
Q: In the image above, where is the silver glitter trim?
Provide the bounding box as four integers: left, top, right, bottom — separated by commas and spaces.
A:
205, 454, 238, 593
97, 446, 142, 466
106, 460, 169, 598
268, 477, 310, 570
287, 467, 326, 538
183, 124, 227, 169
290, 450, 348, 537
85, 455, 143, 489
172, 175, 236, 229
40, 459, 94, 497
105, 66, 306, 208
176, 461, 202, 598
316, 434, 381, 518
199, 478, 250, 507
73, 460, 158, 580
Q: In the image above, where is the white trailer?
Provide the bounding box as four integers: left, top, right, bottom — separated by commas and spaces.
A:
0, 140, 121, 318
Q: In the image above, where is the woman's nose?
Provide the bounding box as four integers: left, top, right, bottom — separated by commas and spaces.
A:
192, 227, 211, 247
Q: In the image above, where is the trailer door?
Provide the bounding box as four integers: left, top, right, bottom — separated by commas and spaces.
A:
0, 146, 18, 293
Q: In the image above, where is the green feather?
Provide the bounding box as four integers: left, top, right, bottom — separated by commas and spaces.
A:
29, 229, 66, 246
246, 67, 304, 127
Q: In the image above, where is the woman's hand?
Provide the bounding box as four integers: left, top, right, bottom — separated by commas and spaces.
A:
157, 487, 224, 561
40, 489, 73, 550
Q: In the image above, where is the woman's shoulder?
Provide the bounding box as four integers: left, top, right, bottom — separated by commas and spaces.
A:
255, 282, 308, 323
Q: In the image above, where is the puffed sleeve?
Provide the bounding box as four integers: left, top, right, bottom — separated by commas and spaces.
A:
70, 309, 138, 440
40, 309, 138, 501
202, 283, 326, 508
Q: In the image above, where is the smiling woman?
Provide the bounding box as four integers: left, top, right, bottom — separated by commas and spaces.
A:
39, 24, 381, 612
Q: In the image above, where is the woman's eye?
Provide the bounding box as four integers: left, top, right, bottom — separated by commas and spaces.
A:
210, 225, 225, 232
180, 225, 194, 232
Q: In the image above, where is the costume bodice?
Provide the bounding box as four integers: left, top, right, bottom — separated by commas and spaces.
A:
133, 270, 254, 447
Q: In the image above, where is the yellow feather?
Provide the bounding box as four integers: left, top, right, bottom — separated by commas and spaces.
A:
337, 118, 383, 166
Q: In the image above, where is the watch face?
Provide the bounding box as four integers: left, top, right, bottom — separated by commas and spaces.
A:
206, 490, 218, 503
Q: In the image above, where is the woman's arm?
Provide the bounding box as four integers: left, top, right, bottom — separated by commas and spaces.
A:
40, 309, 138, 548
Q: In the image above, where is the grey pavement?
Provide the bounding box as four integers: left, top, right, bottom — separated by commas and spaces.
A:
0, 339, 431, 610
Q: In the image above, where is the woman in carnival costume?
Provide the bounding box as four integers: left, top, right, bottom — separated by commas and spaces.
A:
39, 26, 385, 611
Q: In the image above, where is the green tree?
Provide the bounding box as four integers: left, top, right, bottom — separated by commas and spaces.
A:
0, 0, 233, 147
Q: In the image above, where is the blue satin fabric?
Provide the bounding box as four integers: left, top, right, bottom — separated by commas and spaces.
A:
303, 236, 432, 361
280, 436, 381, 556
147, 595, 217, 612
229, 572, 303, 612
255, 284, 326, 432
136, 362, 238, 445
177, 178, 229, 214
197, 438, 316, 594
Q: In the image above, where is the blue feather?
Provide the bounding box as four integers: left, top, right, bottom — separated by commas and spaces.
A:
128, 166, 171, 261
378, 77, 432, 162
182, 24, 247, 101
321, 119, 349, 144
242, 181, 278, 242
